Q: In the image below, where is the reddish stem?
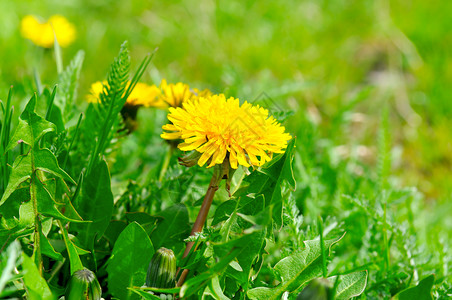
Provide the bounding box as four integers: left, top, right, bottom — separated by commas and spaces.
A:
176, 171, 220, 287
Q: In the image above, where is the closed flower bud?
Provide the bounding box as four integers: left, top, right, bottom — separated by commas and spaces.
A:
65, 268, 102, 300
146, 247, 176, 289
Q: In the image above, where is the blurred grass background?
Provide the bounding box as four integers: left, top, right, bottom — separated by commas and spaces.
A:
0, 0, 451, 204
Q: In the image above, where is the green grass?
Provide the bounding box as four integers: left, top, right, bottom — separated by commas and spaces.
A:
0, 0, 451, 299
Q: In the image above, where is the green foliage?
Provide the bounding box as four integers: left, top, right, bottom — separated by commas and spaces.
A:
107, 222, 154, 300
72, 159, 113, 250
247, 235, 344, 300
0, 86, 13, 196
0, 20, 449, 298
332, 270, 368, 300
397, 275, 435, 300
150, 203, 190, 251
55, 50, 85, 121
22, 253, 54, 300
0, 241, 22, 298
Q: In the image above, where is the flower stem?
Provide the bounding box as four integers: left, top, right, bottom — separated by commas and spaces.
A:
158, 144, 174, 182
176, 168, 222, 287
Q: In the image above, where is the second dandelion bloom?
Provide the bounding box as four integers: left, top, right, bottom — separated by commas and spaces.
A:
86, 81, 161, 107
161, 94, 292, 169
159, 79, 212, 108
21, 15, 76, 48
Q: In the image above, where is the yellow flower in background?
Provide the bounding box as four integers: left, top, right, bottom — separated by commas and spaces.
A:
158, 79, 212, 108
86, 81, 161, 107
86, 81, 107, 103
192, 87, 213, 99
161, 94, 292, 169
20, 15, 76, 48
127, 83, 162, 107
159, 79, 193, 108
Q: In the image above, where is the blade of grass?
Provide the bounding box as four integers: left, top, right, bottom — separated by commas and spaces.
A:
62, 113, 83, 169
52, 29, 63, 74
318, 215, 327, 278
123, 49, 158, 100
0, 86, 13, 194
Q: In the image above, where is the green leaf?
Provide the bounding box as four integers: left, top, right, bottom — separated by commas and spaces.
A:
0, 154, 31, 207
396, 274, 434, 300
212, 200, 236, 226
0, 240, 21, 294
125, 212, 159, 236
263, 138, 296, 190
22, 253, 54, 300
56, 50, 85, 120
204, 275, 230, 300
85, 41, 131, 175
247, 234, 345, 300
59, 221, 84, 275
331, 270, 368, 300
128, 288, 161, 300
135, 286, 181, 294
225, 229, 266, 290
107, 222, 154, 300
245, 287, 275, 299
104, 220, 128, 245
40, 230, 63, 261
181, 231, 262, 298
18, 200, 34, 228
34, 149, 75, 184
236, 138, 296, 227
0, 152, 81, 223
6, 94, 55, 152
129, 286, 181, 299
150, 203, 189, 250
72, 159, 114, 250
35, 178, 82, 222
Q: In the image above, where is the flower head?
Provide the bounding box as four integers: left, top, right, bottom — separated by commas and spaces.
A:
86, 81, 161, 107
21, 15, 76, 48
161, 94, 291, 169
158, 79, 212, 108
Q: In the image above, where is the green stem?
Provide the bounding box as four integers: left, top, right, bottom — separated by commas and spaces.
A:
31, 172, 42, 275
63, 113, 83, 170
0, 86, 13, 194
318, 215, 327, 278
33, 68, 43, 96
383, 203, 390, 271
158, 144, 174, 182
53, 35, 63, 74
86, 91, 117, 176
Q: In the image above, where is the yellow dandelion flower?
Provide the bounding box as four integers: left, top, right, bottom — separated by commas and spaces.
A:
20, 15, 76, 48
126, 83, 162, 107
86, 81, 161, 107
159, 79, 194, 108
161, 94, 292, 169
86, 81, 107, 103
192, 87, 213, 99
157, 79, 213, 108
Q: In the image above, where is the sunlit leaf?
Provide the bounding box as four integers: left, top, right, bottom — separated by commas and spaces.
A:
107, 222, 154, 300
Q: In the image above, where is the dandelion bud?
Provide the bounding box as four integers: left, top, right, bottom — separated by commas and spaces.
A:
65, 268, 102, 300
146, 247, 176, 289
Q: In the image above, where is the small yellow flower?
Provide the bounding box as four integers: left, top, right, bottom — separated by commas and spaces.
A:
161, 94, 292, 169
20, 15, 76, 48
158, 79, 212, 108
86, 81, 161, 107
127, 83, 162, 107
159, 79, 193, 108
86, 81, 107, 103
192, 87, 213, 99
